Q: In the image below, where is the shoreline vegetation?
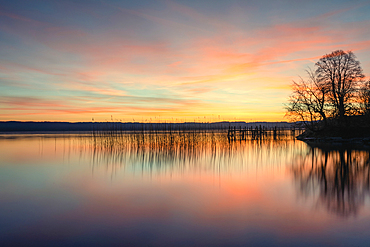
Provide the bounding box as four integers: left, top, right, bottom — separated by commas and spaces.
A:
0, 121, 303, 143
296, 115, 370, 147
2, 119, 369, 147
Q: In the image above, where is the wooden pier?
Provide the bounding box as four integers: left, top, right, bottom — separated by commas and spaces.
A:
227, 125, 300, 141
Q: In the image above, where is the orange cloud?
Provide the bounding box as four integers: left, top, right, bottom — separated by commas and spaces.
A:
1, 3, 369, 122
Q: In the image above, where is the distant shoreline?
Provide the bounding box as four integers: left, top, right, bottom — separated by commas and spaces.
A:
0, 121, 297, 132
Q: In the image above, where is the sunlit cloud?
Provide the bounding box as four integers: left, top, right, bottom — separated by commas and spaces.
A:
0, 0, 369, 121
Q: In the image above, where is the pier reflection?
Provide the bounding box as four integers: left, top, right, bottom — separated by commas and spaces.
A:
292, 146, 370, 217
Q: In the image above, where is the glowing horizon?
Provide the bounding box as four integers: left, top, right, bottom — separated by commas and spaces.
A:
1, 0, 370, 122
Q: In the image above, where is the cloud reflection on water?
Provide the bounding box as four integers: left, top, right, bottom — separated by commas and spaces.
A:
2, 132, 370, 246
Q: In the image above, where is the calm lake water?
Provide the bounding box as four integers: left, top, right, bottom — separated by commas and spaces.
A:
1, 131, 370, 246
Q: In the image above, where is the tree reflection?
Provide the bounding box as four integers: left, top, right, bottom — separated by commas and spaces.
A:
292, 146, 370, 217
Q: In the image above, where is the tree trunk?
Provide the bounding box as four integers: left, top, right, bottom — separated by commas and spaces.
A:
338, 97, 345, 120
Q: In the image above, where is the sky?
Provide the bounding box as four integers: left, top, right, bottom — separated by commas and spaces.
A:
0, 0, 370, 122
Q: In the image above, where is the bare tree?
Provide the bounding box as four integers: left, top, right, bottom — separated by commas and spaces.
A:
285, 69, 330, 131
360, 81, 370, 115
286, 50, 367, 130
315, 50, 365, 119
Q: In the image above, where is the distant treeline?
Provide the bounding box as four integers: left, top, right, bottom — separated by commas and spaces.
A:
0, 121, 297, 132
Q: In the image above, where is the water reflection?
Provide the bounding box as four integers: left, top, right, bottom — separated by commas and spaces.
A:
292, 146, 370, 217
2, 132, 370, 246
87, 131, 302, 175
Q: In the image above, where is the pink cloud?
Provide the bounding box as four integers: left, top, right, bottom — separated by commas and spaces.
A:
167, 61, 182, 67
1, 4, 370, 121
0, 11, 46, 25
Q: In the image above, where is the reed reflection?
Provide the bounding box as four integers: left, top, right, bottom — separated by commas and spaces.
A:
87, 130, 302, 175
292, 146, 370, 217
